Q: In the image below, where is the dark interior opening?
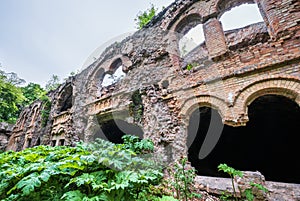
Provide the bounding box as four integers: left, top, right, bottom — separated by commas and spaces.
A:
36, 137, 41, 146
27, 138, 32, 148
188, 95, 300, 183
59, 139, 65, 146
109, 58, 122, 72
95, 119, 144, 144
51, 140, 57, 147
59, 84, 73, 112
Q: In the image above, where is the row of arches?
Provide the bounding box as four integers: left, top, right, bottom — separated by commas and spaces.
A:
187, 94, 300, 184
89, 83, 300, 184
88, 56, 133, 97
101, 58, 126, 87
178, 3, 263, 56
180, 78, 300, 126
169, 0, 269, 58
179, 78, 300, 183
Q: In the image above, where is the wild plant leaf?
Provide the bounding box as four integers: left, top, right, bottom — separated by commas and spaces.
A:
80, 154, 97, 164
218, 163, 243, 177
39, 170, 51, 182
0, 135, 164, 200
82, 195, 103, 201
61, 190, 85, 201
23, 153, 42, 162
66, 173, 95, 188
250, 182, 268, 193
14, 172, 41, 196
57, 160, 85, 172
244, 189, 255, 201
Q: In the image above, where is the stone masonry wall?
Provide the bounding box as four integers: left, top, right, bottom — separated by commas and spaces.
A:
6, 0, 300, 199
0, 122, 12, 151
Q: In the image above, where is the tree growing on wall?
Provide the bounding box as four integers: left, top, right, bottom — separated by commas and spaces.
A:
135, 4, 157, 29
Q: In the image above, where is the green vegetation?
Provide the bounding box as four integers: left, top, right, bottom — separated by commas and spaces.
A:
243, 182, 268, 201
40, 95, 51, 127
21, 83, 46, 107
167, 157, 202, 201
45, 74, 61, 92
0, 131, 270, 201
129, 90, 144, 122
135, 4, 157, 29
218, 163, 268, 201
218, 163, 243, 200
0, 69, 25, 123
0, 67, 61, 124
185, 63, 198, 71
0, 135, 176, 201
121, 135, 153, 154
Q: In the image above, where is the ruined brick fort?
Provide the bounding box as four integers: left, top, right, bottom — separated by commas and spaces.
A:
4, 0, 300, 199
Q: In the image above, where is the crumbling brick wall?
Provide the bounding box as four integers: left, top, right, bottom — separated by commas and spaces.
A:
6, 0, 300, 199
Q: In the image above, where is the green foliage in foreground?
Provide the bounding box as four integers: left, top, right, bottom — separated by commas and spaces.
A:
218, 163, 243, 201
0, 136, 169, 201
167, 157, 202, 201
218, 164, 268, 201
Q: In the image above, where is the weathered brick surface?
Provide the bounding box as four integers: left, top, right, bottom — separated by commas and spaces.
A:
204, 18, 228, 58
0, 123, 12, 151
6, 0, 300, 199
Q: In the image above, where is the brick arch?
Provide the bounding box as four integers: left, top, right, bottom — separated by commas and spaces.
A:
179, 95, 228, 124
89, 55, 131, 80
165, 0, 220, 32
51, 126, 65, 135
216, 0, 255, 17
235, 78, 300, 116
170, 13, 203, 35
86, 55, 132, 95
215, 0, 273, 38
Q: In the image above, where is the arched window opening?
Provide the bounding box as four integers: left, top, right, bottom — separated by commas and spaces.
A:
51, 132, 65, 147
187, 107, 225, 177
36, 137, 41, 146
109, 58, 122, 72
179, 24, 205, 57
59, 139, 65, 146
26, 138, 32, 148
219, 3, 263, 31
51, 140, 56, 147
102, 66, 126, 87
94, 119, 144, 144
58, 84, 73, 113
187, 95, 300, 184
101, 60, 126, 88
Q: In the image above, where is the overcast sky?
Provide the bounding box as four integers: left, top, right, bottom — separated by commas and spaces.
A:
0, 0, 262, 87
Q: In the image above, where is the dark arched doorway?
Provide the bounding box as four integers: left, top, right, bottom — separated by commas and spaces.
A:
95, 119, 143, 144
187, 95, 300, 183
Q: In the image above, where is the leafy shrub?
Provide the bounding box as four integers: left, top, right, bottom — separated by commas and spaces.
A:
122, 135, 154, 154
218, 164, 268, 201
167, 157, 202, 201
135, 4, 157, 29
0, 136, 166, 201
218, 163, 243, 201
